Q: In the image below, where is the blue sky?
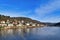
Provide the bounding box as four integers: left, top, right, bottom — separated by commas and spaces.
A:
0, 0, 60, 22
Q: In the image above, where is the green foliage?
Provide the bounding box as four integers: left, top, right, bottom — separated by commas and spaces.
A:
0, 26, 4, 29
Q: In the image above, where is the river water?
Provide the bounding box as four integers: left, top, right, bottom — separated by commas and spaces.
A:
0, 26, 60, 40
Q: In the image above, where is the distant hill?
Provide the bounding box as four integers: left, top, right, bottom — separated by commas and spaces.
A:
44, 23, 56, 26
54, 22, 60, 26
45, 22, 60, 27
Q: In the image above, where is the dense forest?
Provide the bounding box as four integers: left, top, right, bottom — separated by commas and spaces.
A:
54, 22, 60, 26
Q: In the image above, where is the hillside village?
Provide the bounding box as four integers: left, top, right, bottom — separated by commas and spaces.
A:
0, 15, 46, 29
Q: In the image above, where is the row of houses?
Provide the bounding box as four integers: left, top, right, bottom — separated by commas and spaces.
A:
0, 20, 45, 27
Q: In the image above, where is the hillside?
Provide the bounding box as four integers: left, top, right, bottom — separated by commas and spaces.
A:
54, 22, 60, 26
0, 14, 46, 24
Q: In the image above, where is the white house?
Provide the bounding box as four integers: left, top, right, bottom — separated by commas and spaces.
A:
0, 24, 7, 27
32, 23, 36, 26
21, 20, 24, 23
8, 24, 14, 27
26, 23, 30, 26
1, 21, 5, 24
7, 20, 9, 22
16, 23, 22, 26
37, 24, 40, 26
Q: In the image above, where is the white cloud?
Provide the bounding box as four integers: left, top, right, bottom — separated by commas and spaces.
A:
40, 16, 60, 22
33, 0, 60, 22
35, 0, 60, 16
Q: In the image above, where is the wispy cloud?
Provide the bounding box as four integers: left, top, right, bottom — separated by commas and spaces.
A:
35, 0, 60, 16
0, 0, 60, 22
41, 16, 60, 22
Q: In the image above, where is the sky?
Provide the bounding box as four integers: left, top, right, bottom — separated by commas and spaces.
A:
0, 0, 60, 22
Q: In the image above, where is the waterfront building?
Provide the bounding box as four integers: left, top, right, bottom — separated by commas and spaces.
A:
26, 23, 30, 26
1, 21, 5, 24
8, 24, 14, 27
13, 22, 17, 25
1, 24, 7, 27
6, 20, 10, 24
37, 24, 40, 27
16, 23, 23, 26
32, 23, 36, 26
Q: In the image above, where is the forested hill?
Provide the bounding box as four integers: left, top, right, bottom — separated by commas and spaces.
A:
0, 14, 45, 24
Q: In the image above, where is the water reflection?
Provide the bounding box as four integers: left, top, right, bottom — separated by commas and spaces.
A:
0, 28, 33, 40
0, 27, 60, 40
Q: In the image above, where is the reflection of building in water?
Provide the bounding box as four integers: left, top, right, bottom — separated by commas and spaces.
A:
0, 29, 13, 37
20, 28, 33, 36
26, 28, 30, 33
7, 29, 13, 34
21, 28, 27, 34
0, 28, 37, 40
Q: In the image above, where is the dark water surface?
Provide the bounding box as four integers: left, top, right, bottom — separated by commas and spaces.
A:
0, 27, 60, 40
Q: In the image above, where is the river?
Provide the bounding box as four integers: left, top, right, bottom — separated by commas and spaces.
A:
0, 26, 60, 40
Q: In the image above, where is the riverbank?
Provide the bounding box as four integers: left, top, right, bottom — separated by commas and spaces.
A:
0, 26, 45, 30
